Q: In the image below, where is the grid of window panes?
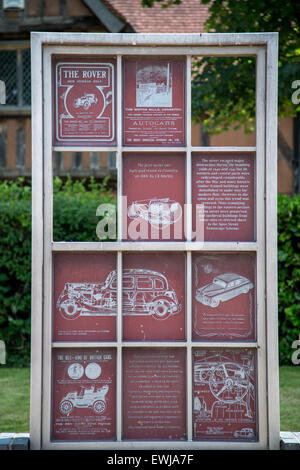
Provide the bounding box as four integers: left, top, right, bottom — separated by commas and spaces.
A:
47, 48, 266, 448
0, 47, 30, 106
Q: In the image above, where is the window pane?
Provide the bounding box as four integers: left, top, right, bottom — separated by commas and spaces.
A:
192, 253, 256, 341
0, 123, 7, 167
52, 348, 116, 441
53, 252, 117, 342
123, 348, 186, 440
122, 252, 186, 341
16, 120, 26, 168
193, 348, 257, 441
22, 49, 31, 106
0, 50, 17, 105
136, 277, 153, 289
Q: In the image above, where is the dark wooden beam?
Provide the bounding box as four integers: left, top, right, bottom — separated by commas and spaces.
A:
0, 15, 107, 33
83, 0, 125, 32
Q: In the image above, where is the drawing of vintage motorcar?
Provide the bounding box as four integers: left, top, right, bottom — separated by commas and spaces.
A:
73, 93, 98, 110
233, 428, 255, 439
195, 273, 253, 308
127, 198, 182, 229
57, 268, 181, 321
59, 385, 109, 415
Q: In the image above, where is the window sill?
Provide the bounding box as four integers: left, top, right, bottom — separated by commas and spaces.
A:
0, 105, 31, 116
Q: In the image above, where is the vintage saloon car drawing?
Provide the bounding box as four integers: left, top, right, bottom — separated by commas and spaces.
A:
57, 268, 181, 321
127, 198, 182, 229
195, 273, 253, 308
59, 385, 109, 416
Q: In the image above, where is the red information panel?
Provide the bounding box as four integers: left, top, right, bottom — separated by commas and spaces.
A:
192, 253, 256, 341
53, 253, 117, 342
192, 153, 255, 241
193, 349, 257, 441
123, 348, 186, 440
53, 57, 116, 146
123, 57, 186, 146
52, 348, 116, 441
123, 153, 185, 241
122, 252, 186, 341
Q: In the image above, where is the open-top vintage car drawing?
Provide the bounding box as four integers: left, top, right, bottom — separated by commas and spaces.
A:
127, 198, 182, 229
59, 384, 109, 415
195, 273, 253, 308
73, 93, 98, 110
57, 268, 181, 321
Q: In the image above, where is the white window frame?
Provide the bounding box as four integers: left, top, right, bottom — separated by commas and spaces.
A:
30, 32, 279, 450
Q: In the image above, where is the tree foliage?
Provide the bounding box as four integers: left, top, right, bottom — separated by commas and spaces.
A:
142, 0, 300, 135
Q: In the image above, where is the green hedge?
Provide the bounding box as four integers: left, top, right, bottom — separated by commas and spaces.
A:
277, 193, 300, 364
0, 177, 116, 367
0, 179, 299, 366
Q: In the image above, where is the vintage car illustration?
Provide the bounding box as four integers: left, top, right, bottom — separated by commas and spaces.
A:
57, 268, 181, 321
233, 428, 255, 439
195, 273, 253, 308
59, 385, 109, 416
73, 93, 98, 110
127, 198, 182, 229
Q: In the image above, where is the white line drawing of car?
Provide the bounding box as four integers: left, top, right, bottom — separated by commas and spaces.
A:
128, 198, 182, 229
59, 384, 109, 416
233, 428, 255, 439
195, 273, 253, 308
57, 268, 181, 321
73, 93, 98, 110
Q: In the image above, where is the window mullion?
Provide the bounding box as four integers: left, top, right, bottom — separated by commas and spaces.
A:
17, 48, 23, 106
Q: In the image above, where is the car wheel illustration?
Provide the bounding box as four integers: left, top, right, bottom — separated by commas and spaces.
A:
210, 298, 220, 308
93, 400, 106, 414
242, 286, 250, 294
209, 363, 249, 404
152, 297, 172, 320
59, 400, 73, 415
60, 301, 81, 320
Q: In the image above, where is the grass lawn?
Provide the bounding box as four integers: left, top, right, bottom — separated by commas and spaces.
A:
0, 367, 30, 433
0, 366, 299, 433
279, 366, 300, 431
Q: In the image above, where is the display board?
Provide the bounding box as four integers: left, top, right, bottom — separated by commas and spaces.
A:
193, 349, 257, 440
123, 152, 185, 241
52, 348, 116, 441
53, 57, 116, 146
123, 57, 185, 146
30, 32, 279, 451
192, 152, 255, 241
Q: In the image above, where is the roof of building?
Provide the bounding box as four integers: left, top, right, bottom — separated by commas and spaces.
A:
104, 0, 210, 33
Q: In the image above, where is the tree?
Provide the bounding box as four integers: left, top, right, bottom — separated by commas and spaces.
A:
142, 0, 300, 136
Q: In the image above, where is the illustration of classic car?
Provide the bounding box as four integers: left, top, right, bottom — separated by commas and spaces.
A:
57, 268, 181, 321
73, 93, 98, 110
195, 273, 253, 308
59, 385, 109, 415
193, 356, 255, 421
128, 198, 182, 229
233, 428, 255, 439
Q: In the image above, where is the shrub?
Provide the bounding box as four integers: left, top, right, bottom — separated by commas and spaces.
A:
0, 177, 116, 367
0, 180, 299, 366
0, 179, 31, 367
277, 193, 300, 365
